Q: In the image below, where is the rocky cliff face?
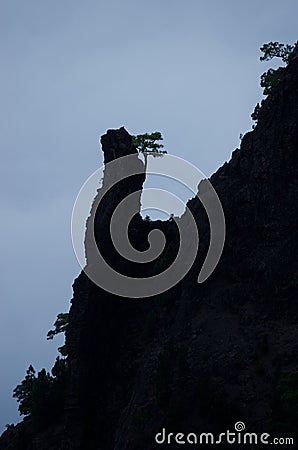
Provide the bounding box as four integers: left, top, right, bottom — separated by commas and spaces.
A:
1, 49, 297, 449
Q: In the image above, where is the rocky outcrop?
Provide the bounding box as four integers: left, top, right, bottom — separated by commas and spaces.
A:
1, 47, 297, 449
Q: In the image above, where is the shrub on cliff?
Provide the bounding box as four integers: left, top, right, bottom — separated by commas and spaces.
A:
13, 357, 68, 429
251, 41, 297, 126
132, 131, 166, 156
47, 312, 69, 356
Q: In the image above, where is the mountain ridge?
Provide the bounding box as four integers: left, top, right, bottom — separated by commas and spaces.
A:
1, 45, 297, 450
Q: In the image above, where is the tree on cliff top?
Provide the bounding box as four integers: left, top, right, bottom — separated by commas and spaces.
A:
259, 41, 296, 96
132, 131, 166, 156
260, 41, 295, 64
132, 131, 167, 171
251, 41, 297, 126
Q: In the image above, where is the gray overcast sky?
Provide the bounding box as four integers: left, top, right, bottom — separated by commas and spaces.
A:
1, 0, 297, 432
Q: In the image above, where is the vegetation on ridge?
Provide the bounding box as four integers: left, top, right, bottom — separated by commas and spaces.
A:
13, 314, 69, 429
251, 41, 297, 126
47, 312, 69, 357
132, 131, 167, 157
13, 357, 68, 429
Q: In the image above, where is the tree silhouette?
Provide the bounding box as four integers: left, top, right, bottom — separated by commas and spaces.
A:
251, 41, 297, 126
13, 357, 68, 429
132, 131, 167, 171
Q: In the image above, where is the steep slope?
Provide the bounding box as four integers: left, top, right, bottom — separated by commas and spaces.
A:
1, 47, 297, 449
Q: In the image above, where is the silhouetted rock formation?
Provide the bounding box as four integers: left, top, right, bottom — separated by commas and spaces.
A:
1, 47, 297, 449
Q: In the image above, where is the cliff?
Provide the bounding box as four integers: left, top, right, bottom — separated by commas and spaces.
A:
1, 47, 297, 449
